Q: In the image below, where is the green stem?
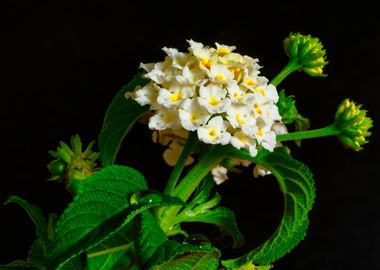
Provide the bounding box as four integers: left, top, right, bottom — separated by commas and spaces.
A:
277, 124, 340, 142
270, 60, 299, 86
160, 145, 228, 232
164, 131, 198, 195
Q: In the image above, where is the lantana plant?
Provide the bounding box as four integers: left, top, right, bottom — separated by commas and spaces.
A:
1, 33, 372, 270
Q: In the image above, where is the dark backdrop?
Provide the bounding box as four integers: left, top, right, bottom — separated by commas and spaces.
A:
1, 1, 379, 269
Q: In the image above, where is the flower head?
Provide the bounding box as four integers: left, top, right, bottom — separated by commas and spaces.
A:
335, 99, 373, 151
47, 135, 99, 193
283, 33, 328, 77
130, 40, 284, 157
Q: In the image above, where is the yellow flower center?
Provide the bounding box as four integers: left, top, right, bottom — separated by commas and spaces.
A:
255, 87, 266, 96
257, 128, 263, 137
215, 73, 226, 82
190, 113, 199, 123
169, 92, 183, 102
236, 113, 246, 126
237, 132, 248, 144
253, 103, 262, 115
200, 57, 212, 69
245, 79, 257, 87
216, 47, 230, 55
208, 127, 218, 140
209, 96, 220, 106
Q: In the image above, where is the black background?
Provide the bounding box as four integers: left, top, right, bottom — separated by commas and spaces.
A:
1, 1, 379, 269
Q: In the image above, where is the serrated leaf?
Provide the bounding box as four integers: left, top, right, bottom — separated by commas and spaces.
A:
223, 147, 315, 267
135, 211, 220, 270
47, 166, 183, 269
149, 242, 220, 270
178, 207, 244, 248
86, 228, 133, 270
4, 196, 48, 241
99, 73, 150, 167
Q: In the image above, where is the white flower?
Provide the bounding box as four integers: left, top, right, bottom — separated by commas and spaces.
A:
272, 122, 288, 135
230, 131, 258, 157
253, 164, 272, 178
157, 81, 194, 108
226, 103, 256, 132
132, 82, 159, 109
211, 165, 229, 185
176, 66, 205, 86
209, 64, 234, 83
254, 84, 279, 103
197, 116, 231, 145
227, 82, 254, 104
162, 47, 190, 69
198, 84, 231, 114
148, 108, 180, 130
215, 42, 236, 55
179, 99, 211, 131
254, 121, 277, 151
139, 62, 155, 72
132, 40, 284, 158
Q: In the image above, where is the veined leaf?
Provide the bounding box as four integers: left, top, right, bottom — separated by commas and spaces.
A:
177, 207, 244, 248
148, 242, 220, 270
86, 227, 133, 270
4, 196, 48, 241
99, 73, 149, 167
135, 211, 220, 270
223, 147, 315, 267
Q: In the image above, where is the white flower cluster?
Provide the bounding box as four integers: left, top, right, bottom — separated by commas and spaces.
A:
131, 40, 282, 157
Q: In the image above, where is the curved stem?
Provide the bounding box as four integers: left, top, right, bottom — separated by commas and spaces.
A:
164, 131, 198, 195
270, 60, 299, 86
277, 124, 340, 142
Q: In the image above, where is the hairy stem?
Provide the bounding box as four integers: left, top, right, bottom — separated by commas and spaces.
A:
270, 60, 299, 86
277, 124, 340, 142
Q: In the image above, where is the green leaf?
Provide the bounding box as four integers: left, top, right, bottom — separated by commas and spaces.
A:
27, 239, 46, 267
86, 228, 134, 270
47, 165, 145, 269
134, 211, 168, 266
148, 242, 220, 270
186, 174, 215, 210
223, 147, 315, 267
4, 196, 48, 241
47, 166, 183, 269
177, 207, 244, 248
99, 73, 150, 167
0, 261, 38, 270
135, 211, 220, 270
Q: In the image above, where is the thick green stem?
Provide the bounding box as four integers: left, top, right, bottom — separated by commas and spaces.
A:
160, 145, 228, 232
270, 60, 299, 86
164, 132, 198, 195
277, 124, 340, 142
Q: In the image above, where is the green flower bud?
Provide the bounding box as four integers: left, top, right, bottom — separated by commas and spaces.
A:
47, 134, 99, 193
276, 90, 298, 124
334, 99, 373, 151
283, 33, 328, 77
